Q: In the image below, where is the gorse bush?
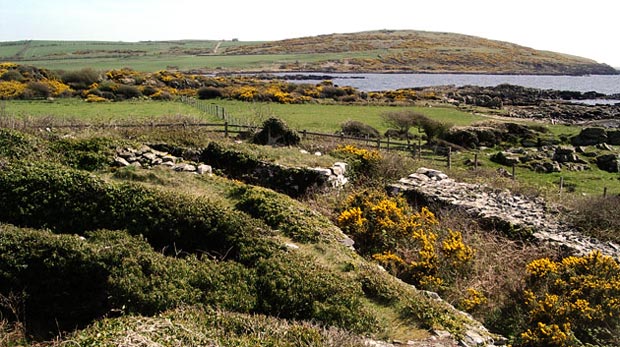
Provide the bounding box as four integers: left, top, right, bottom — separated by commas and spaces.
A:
337, 190, 474, 292
332, 144, 382, 180
340, 120, 381, 139
0, 226, 257, 337
0, 161, 277, 263
514, 251, 620, 347
255, 252, 379, 334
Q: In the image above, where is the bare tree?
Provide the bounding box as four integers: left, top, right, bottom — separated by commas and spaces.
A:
382, 110, 428, 136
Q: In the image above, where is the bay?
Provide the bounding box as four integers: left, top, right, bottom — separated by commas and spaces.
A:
273, 72, 620, 95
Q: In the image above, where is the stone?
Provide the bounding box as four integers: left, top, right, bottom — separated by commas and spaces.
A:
607, 130, 620, 145
570, 127, 607, 146
129, 161, 142, 168
197, 164, 212, 175
113, 156, 130, 167
161, 155, 178, 163
142, 152, 157, 161
314, 151, 322, 156
284, 242, 299, 250
299, 149, 309, 154
596, 154, 619, 172
596, 143, 614, 151
490, 151, 520, 166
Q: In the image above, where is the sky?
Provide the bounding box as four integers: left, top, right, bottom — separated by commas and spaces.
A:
1, 0, 619, 67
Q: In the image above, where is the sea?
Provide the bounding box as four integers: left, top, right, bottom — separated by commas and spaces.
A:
273, 72, 620, 97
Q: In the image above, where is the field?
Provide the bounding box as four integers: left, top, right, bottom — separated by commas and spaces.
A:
2, 99, 485, 132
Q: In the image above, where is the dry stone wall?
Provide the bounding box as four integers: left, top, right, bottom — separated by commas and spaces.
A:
390, 167, 620, 259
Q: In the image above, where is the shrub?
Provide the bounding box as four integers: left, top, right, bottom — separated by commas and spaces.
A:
381, 110, 427, 134
232, 185, 329, 242
0, 69, 24, 82
515, 252, 620, 347
0, 226, 258, 337
49, 137, 115, 171
255, 252, 378, 334
570, 195, 620, 244
337, 190, 474, 291
115, 84, 142, 99
331, 144, 381, 180
0, 80, 26, 99
340, 120, 380, 139
197, 86, 223, 99
0, 161, 277, 264
0, 129, 42, 159
141, 85, 158, 96
61, 68, 100, 90
252, 117, 300, 146
25, 81, 51, 98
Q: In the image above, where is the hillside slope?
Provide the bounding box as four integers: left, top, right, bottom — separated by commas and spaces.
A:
222, 30, 617, 75
1, 30, 615, 74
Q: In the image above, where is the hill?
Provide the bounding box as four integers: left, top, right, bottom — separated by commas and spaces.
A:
221, 30, 617, 75
0, 30, 616, 74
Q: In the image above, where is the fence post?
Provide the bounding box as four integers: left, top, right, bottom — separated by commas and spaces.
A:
512, 163, 516, 180
447, 147, 452, 169
221, 107, 225, 120
474, 152, 478, 170
386, 135, 390, 151
224, 122, 229, 138
302, 129, 307, 140
604, 187, 608, 197
376, 138, 381, 150
559, 176, 564, 195
340, 132, 344, 142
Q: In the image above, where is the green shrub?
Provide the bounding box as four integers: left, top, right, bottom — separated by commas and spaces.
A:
49, 136, 115, 171
60, 68, 100, 90
0, 226, 258, 337
0, 69, 24, 82
0, 162, 277, 263
570, 195, 620, 243
252, 117, 301, 146
197, 86, 223, 99
0, 225, 110, 336
24, 81, 50, 98
255, 253, 378, 334
232, 185, 323, 242
115, 84, 142, 99
340, 120, 380, 139
0, 129, 42, 159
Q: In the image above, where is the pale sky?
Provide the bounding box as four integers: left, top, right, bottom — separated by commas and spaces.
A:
1, 0, 619, 67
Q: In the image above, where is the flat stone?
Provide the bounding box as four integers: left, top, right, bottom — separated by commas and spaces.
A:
197, 164, 212, 175
114, 156, 130, 167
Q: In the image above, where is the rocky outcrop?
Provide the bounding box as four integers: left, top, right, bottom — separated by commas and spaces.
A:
596, 153, 620, 172
390, 168, 620, 259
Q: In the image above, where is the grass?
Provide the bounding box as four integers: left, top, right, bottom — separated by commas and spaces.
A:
1, 99, 215, 122
212, 99, 486, 133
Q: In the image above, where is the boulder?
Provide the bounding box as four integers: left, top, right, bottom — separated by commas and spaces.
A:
552, 146, 581, 163
490, 151, 520, 166
607, 130, 620, 145
571, 127, 607, 146
196, 164, 212, 175
596, 154, 620, 172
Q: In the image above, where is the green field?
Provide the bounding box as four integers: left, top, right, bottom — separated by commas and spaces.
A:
1, 99, 212, 122
2, 99, 485, 133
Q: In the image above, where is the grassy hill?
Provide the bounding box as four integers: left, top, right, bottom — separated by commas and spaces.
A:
1, 30, 616, 74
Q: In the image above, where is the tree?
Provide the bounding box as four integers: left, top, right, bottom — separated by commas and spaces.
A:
381, 110, 427, 136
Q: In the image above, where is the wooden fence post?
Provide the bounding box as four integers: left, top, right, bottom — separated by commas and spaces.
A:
604, 187, 608, 197
302, 129, 307, 140
474, 152, 479, 170
224, 122, 228, 138
447, 147, 452, 169
559, 176, 564, 195
386, 135, 390, 151
376, 138, 381, 150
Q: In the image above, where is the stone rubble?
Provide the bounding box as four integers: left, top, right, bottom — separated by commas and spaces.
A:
113, 145, 348, 188
390, 167, 620, 259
